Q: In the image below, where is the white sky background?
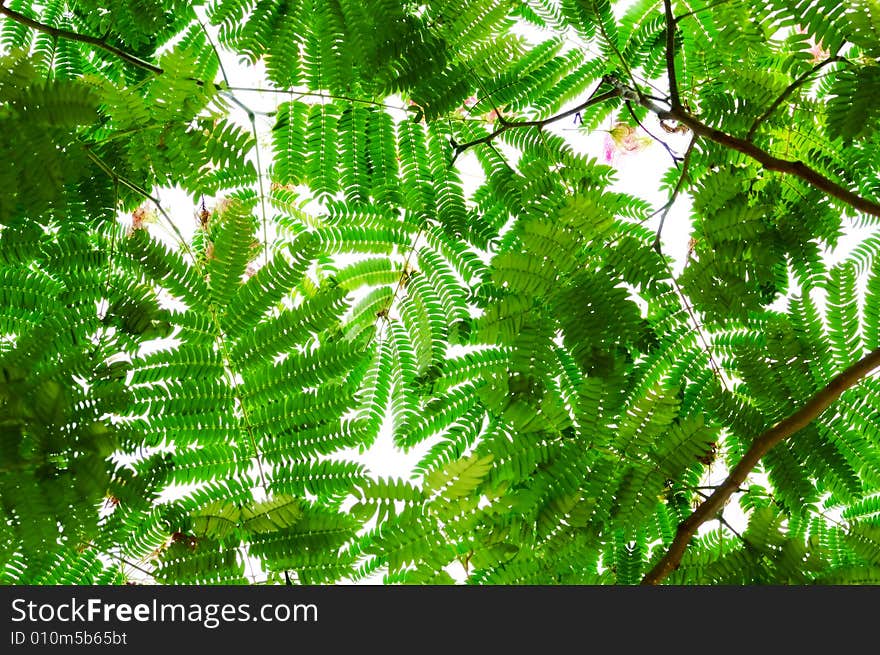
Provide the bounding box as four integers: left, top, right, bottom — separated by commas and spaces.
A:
132, 4, 877, 583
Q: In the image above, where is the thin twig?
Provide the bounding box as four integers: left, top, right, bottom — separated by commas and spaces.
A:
372, 229, 424, 345
223, 86, 407, 112
0, 4, 163, 75
198, 18, 228, 86
715, 512, 747, 545
642, 133, 727, 394
241, 105, 270, 265
653, 137, 695, 252
83, 147, 188, 247
84, 146, 270, 491
623, 100, 682, 166
674, 0, 736, 25
673, 275, 728, 391
464, 64, 510, 127
691, 490, 745, 542
591, 4, 640, 93
746, 54, 845, 140
109, 552, 158, 581
196, 20, 269, 264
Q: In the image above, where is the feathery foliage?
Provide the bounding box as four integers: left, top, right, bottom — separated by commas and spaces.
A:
1, 0, 880, 586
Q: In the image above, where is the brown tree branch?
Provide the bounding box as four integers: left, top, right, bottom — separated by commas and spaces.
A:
642, 347, 880, 584
637, 96, 880, 219
663, 0, 681, 109
747, 55, 845, 140
0, 3, 164, 75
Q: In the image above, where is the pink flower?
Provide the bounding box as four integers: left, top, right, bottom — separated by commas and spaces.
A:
795, 26, 829, 64
808, 40, 829, 63
602, 123, 652, 163
603, 134, 616, 163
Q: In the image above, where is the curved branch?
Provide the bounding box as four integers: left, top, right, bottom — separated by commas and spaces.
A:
624, 100, 682, 166
0, 4, 163, 75
222, 86, 406, 112
642, 347, 880, 585
638, 96, 880, 219
747, 55, 845, 140
652, 137, 695, 251
673, 0, 735, 25
451, 86, 621, 164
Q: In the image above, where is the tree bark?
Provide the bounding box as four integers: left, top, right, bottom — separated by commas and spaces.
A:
642, 347, 880, 584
